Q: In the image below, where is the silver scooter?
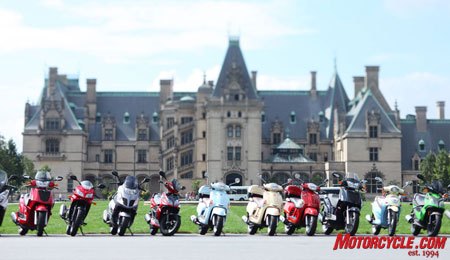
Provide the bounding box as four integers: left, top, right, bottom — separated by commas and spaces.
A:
0, 170, 16, 228
103, 171, 149, 236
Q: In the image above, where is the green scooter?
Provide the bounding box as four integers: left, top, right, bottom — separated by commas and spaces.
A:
405, 174, 448, 237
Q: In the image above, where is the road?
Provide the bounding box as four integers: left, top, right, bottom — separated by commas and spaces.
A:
0, 233, 448, 260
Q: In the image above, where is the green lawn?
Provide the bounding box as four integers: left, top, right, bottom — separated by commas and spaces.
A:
1, 201, 449, 235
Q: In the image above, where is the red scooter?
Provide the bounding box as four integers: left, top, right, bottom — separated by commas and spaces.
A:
11, 171, 63, 236
281, 178, 326, 236
59, 175, 105, 236
144, 171, 184, 236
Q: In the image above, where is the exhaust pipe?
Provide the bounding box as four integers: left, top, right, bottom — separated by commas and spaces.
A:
405, 214, 413, 223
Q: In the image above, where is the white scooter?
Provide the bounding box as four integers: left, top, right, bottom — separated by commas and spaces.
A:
191, 177, 240, 236
102, 171, 149, 236
0, 170, 16, 228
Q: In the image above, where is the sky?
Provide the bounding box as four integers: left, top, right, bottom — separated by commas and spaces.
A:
0, 0, 449, 151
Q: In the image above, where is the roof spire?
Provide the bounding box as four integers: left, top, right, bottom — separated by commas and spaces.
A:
203, 71, 206, 84
334, 53, 338, 73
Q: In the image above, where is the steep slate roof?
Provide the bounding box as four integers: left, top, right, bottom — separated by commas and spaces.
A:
324, 73, 350, 138
212, 38, 258, 99
400, 119, 450, 170
345, 89, 400, 134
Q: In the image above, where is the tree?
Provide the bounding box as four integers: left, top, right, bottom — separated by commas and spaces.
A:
191, 179, 202, 194
434, 149, 450, 187
419, 152, 436, 183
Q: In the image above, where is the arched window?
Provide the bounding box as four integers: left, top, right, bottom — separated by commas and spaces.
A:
365, 166, 385, 193
312, 172, 325, 185
295, 172, 310, 183
45, 139, 60, 154
96, 112, 101, 123
181, 171, 193, 179
261, 112, 266, 123
272, 172, 290, 185
235, 125, 241, 137
438, 140, 445, 150
152, 112, 158, 123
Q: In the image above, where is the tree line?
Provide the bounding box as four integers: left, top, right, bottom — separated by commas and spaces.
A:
419, 149, 450, 187
0, 135, 35, 187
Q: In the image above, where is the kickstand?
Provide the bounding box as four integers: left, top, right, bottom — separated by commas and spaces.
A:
128, 228, 134, 236
44, 229, 48, 236
221, 231, 226, 236
80, 226, 85, 236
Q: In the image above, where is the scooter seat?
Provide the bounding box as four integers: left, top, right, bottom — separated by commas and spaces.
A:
413, 194, 425, 207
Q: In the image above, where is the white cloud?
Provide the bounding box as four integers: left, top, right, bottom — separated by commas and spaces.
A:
380, 72, 450, 118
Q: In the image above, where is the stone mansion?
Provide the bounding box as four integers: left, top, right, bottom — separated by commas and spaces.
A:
22, 38, 450, 195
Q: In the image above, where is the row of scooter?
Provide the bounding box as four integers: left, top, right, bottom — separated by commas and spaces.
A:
1, 169, 449, 237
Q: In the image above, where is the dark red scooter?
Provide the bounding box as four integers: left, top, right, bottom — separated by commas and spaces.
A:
281, 177, 326, 236
11, 171, 63, 236
144, 171, 184, 236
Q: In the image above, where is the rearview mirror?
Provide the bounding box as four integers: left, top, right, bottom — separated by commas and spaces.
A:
181, 186, 186, 190
97, 183, 106, 189
405, 181, 412, 186
417, 174, 424, 181
8, 175, 17, 181
55, 176, 63, 181
159, 171, 167, 180
69, 175, 78, 181
142, 178, 151, 183
374, 177, 383, 182
22, 175, 30, 180
332, 172, 341, 179
294, 173, 301, 179
234, 178, 240, 184
111, 170, 119, 177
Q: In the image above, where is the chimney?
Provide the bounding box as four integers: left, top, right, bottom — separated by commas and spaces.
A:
208, 80, 214, 87
365, 66, 379, 90
160, 79, 173, 104
437, 101, 445, 119
86, 79, 97, 103
251, 71, 257, 89
310, 71, 317, 99
353, 76, 365, 97
415, 106, 427, 132
47, 67, 58, 97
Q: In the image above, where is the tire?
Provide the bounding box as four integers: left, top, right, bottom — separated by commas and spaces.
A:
285, 224, 296, 235
110, 225, 118, 235
36, 211, 46, 237
344, 211, 359, 236
322, 223, 333, 235
213, 215, 224, 236
248, 224, 258, 235
267, 215, 278, 236
427, 214, 442, 237
199, 225, 208, 235
388, 210, 398, 237
118, 217, 130, 236
66, 225, 71, 235
372, 225, 381, 235
411, 223, 421, 236
305, 215, 318, 236
70, 208, 85, 237
160, 214, 181, 236
19, 227, 28, 236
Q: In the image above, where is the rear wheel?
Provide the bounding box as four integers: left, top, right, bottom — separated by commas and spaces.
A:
285, 224, 296, 235
248, 224, 258, 235
150, 226, 158, 235
160, 214, 181, 236
110, 225, 118, 235
267, 215, 278, 236
345, 211, 359, 236
199, 225, 208, 235
118, 217, 130, 236
388, 210, 398, 236
36, 211, 46, 237
19, 227, 28, 236
322, 223, 334, 235
70, 208, 85, 237
427, 214, 442, 237
213, 215, 224, 236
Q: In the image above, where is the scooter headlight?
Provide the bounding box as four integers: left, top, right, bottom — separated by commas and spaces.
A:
306, 183, 318, 191
124, 188, 138, 195
75, 189, 85, 197
85, 193, 94, 199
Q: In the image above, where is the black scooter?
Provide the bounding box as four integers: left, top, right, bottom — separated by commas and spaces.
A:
319, 172, 366, 236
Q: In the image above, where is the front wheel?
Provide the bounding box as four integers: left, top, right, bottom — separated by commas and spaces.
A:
150, 226, 158, 235
160, 214, 181, 236
36, 211, 46, 237
388, 210, 398, 236
213, 215, 224, 236
267, 215, 278, 236
285, 223, 296, 235
70, 208, 85, 236
344, 211, 359, 236
411, 223, 421, 236
322, 223, 334, 235
372, 225, 381, 235
248, 224, 258, 235
199, 225, 208, 235
118, 217, 130, 236
305, 215, 318, 236
427, 214, 442, 237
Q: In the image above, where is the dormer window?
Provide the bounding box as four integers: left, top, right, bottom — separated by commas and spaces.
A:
261, 112, 266, 123
123, 112, 130, 124
45, 118, 60, 130
438, 140, 445, 150
96, 112, 101, 123
104, 129, 114, 141
234, 94, 239, 101
418, 139, 425, 152
290, 111, 296, 124
152, 112, 158, 123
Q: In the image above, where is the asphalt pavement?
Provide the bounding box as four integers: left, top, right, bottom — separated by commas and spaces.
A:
0, 233, 448, 260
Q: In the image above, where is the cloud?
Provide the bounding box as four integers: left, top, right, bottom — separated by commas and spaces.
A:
0, 1, 314, 62
380, 72, 450, 118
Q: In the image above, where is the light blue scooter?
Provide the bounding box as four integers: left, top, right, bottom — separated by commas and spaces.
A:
365, 177, 410, 236
191, 178, 239, 236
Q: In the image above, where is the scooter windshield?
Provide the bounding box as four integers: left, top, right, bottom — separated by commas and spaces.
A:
81, 180, 94, 190
123, 176, 138, 189
431, 180, 444, 194
0, 170, 7, 189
